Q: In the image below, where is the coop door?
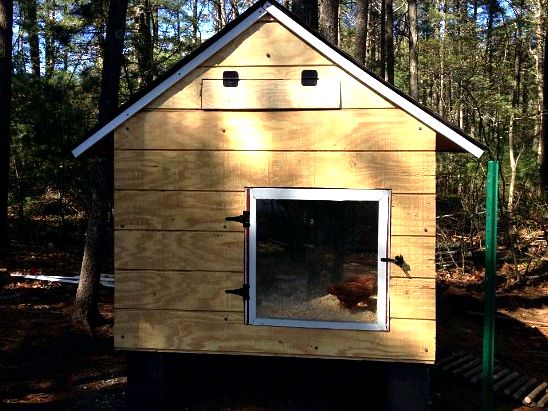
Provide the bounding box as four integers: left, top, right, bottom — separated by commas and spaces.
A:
245, 188, 390, 331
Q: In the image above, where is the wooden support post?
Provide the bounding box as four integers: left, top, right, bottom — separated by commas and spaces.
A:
385, 363, 430, 411
126, 351, 167, 411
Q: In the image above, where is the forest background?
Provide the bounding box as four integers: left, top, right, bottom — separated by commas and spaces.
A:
0, 0, 546, 313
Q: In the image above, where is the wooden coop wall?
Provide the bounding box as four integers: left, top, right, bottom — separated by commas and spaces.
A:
112, 18, 437, 364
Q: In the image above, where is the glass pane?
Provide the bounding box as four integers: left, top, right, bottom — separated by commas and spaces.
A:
255, 199, 379, 324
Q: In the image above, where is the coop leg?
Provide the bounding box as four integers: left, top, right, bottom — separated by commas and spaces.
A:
126, 351, 168, 411
385, 363, 431, 411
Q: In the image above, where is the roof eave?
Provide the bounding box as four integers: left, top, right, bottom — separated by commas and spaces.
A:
73, 0, 485, 159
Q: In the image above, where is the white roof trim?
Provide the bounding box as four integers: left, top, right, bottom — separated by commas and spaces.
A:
72, 6, 268, 157
263, 2, 484, 158
73, 1, 484, 158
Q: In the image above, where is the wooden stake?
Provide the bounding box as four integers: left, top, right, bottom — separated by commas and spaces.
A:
504, 375, 529, 396
523, 382, 548, 404
513, 378, 537, 400
492, 368, 510, 383
463, 364, 483, 380
453, 358, 481, 375
493, 371, 519, 392
437, 351, 466, 368
472, 366, 502, 384
537, 391, 548, 408
442, 354, 474, 371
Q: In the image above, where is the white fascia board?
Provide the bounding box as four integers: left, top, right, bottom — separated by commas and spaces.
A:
72, 6, 268, 157
263, 2, 484, 159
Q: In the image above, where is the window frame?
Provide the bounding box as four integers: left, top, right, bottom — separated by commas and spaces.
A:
246, 187, 391, 331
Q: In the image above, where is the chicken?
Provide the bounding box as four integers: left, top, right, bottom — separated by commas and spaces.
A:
326, 275, 377, 310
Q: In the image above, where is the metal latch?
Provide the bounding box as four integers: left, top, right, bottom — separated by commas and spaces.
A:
381, 255, 405, 267
225, 211, 250, 227
225, 284, 250, 301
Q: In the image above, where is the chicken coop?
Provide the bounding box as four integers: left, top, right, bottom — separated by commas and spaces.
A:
73, 0, 485, 369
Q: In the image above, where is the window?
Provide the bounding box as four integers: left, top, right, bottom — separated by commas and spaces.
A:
246, 188, 390, 331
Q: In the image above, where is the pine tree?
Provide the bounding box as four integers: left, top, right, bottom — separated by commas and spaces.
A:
0, 0, 12, 249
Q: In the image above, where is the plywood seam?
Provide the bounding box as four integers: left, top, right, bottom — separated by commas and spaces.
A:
115, 307, 436, 321
114, 229, 435, 237
113, 149, 436, 153
111, 347, 435, 364
114, 188, 246, 193
199, 64, 335, 68
114, 189, 436, 195
142, 107, 399, 111
391, 234, 436, 238
115, 268, 243, 273
390, 276, 436, 280
111, 307, 434, 320
115, 228, 243, 233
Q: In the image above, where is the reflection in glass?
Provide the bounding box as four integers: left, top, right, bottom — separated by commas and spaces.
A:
255, 199, 379, 324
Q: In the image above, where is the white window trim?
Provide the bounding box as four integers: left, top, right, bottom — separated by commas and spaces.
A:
247, 188, 391, 331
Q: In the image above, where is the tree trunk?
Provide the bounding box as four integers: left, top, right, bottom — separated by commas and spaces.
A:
438, 0, 446, 115
485, 0, 498, 81
541, 18, 547, 192
408, 0, 418, 99
0, 0, 12, 250
192, 0, 199, 43
354, 0, 369, 65
73, 0, 128, 333
534, 0, 546, 191
508, 25, 524, 210
384, 0, 394, 84
21, 0, 39, 76
133, 0, 154, 87
291, 0, 318, 31
44, 0, 55, 78
380, 0, 386, 79
318, 0, 338, 46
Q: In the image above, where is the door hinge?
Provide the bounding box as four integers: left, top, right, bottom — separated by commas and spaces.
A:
225, 284, 250, 301
225, 211, 250, 227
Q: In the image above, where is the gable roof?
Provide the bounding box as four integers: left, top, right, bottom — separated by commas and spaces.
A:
72, 0, 486, 158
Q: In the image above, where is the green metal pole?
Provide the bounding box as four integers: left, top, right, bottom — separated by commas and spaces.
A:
482, 160, 499, 411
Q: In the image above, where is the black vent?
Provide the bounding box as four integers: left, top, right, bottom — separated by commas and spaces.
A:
223, 71, 239, 87
301, 70, 318, 86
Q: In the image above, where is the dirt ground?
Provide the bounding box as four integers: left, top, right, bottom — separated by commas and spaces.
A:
0, 239, 546, 410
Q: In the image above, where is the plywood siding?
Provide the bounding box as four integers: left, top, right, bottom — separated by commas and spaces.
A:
113, 19, 437, 363
114, 150, 435, 193
115, 310, 435, 363
115, 271, 434, 319
201, 79, 341, 109
114, 191, 435, 235
116, 110, 429, 151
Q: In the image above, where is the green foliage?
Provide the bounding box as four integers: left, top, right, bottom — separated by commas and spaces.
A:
6, 0, 547, 279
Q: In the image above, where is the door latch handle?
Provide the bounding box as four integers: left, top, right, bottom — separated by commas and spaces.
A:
225, 284, 250, 301
225, 211, 250, 227
381, 255, 405, 267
